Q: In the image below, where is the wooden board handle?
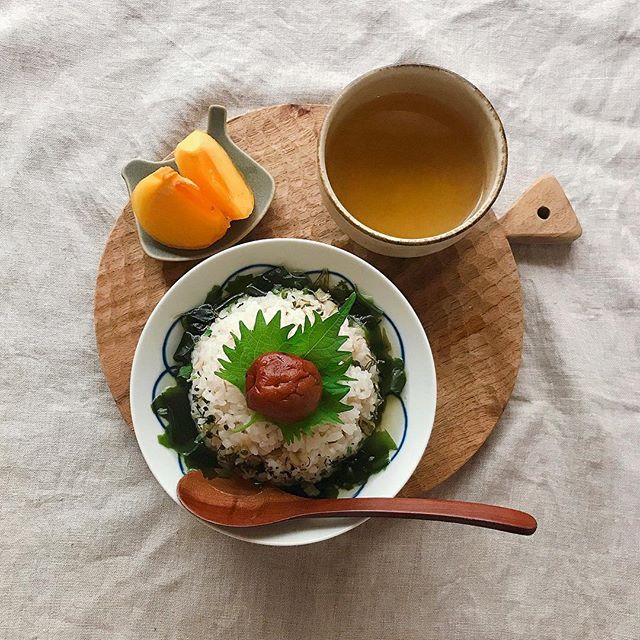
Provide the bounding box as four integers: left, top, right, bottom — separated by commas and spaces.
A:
498, 175, 582, 244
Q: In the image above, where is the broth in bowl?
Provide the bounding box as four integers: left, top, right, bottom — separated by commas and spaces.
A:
318, 64, 508, 257
325, 92, 487, 239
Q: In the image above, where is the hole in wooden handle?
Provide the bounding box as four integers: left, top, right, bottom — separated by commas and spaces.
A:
499, 176, 582, 244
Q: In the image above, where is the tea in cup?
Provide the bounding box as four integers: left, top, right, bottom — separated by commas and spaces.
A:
318, 64, 507, 257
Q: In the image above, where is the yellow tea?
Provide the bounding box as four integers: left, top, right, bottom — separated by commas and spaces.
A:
325, 92, 487, 238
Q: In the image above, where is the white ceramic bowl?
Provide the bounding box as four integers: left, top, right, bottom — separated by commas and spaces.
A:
130, 239, 437, 546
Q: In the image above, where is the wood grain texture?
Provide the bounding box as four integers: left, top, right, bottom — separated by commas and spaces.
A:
94, 104, 524, 496
499, 174, 582, 243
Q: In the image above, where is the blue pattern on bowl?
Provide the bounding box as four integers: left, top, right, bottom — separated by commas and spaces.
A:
151, 265, 408, 498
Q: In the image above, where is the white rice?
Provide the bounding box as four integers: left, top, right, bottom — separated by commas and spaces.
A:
188, 288, 381, 486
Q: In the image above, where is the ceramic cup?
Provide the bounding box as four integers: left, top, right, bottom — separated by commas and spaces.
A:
318, 64, 508, 257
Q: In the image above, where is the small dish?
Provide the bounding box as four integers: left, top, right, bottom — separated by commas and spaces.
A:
122, 105, 275, 262
130, 239, 437, 546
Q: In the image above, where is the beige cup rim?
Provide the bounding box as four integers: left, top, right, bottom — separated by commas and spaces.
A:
317, 63, 508, 246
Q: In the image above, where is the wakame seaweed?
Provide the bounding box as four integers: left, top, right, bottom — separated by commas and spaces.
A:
326, 275, 406, 397
152, 385, 200, 454
152, 265, 406, 498
169, 267, 317, 367
151, 384, 217, 476
286, 430, 398, 499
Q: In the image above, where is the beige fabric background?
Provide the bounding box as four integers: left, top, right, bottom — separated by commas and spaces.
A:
1, 1, 639, 638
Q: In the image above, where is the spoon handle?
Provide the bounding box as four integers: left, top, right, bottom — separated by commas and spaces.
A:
282, 497, 537, 535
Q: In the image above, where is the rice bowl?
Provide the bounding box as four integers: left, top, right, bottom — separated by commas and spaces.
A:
153, 265, 406, 498
130, 238, 437, 546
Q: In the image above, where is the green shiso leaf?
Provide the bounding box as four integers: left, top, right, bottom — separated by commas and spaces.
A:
215, 294, 357, 441
286, 293, 356, 374
278, 393, 353, 444
216, 310, 294, 393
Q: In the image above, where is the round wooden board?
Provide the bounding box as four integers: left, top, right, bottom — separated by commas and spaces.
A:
95, 104, 523, 497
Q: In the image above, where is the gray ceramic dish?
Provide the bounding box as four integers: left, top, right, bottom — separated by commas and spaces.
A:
122, 105, 275, 262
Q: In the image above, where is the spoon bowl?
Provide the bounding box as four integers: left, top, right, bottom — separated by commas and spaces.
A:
178, 471, 537, 535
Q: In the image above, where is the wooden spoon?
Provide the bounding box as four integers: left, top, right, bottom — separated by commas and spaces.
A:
177, 471, 537, 535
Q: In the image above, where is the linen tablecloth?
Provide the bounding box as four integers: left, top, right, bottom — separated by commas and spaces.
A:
1, 1, 638, 638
